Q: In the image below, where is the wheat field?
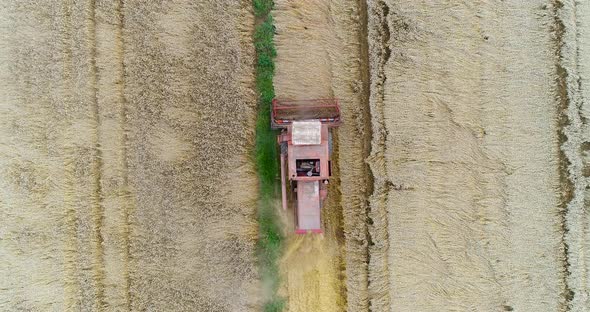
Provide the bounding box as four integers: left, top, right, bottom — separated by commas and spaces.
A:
0, 1, 259, 311
366, 0, 590, 311
1, 0, 590, 311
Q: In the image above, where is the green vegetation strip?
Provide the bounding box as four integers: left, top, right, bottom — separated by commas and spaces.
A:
253, 1, 285, 311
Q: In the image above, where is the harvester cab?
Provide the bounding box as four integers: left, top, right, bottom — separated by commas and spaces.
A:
271, 99, 341, 234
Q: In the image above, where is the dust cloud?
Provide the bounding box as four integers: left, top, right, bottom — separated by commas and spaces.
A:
280, 235, 344, 312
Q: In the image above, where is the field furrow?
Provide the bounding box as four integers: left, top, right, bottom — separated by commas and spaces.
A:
94, 0, 132, 308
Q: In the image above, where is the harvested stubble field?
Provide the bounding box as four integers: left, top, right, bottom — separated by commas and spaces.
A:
1, 0, 590, 311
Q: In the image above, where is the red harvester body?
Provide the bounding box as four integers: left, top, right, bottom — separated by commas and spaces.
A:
272, 99, 341, 234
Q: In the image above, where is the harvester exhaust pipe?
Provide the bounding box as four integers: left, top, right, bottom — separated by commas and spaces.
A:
280, 152, 287, 210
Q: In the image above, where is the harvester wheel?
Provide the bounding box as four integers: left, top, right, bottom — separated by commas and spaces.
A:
280, 141, 288, 155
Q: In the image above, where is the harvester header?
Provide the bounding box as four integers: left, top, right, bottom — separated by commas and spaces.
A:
271, 98, 341, 128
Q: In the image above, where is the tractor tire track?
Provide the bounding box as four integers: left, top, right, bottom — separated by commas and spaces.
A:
61, 0, 107, 309
115, 0, 133, 308
94, 0, 133, 309
87, 0, 107, 308
61, 1, 82, 310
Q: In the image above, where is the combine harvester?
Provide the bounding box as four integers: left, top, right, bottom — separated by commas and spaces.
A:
272, 99, 341, 234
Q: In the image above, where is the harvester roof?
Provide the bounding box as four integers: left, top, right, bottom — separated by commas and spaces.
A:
292, 121, 322, 145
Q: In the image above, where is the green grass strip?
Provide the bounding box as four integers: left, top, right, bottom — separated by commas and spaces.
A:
253, 1, 285, 311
